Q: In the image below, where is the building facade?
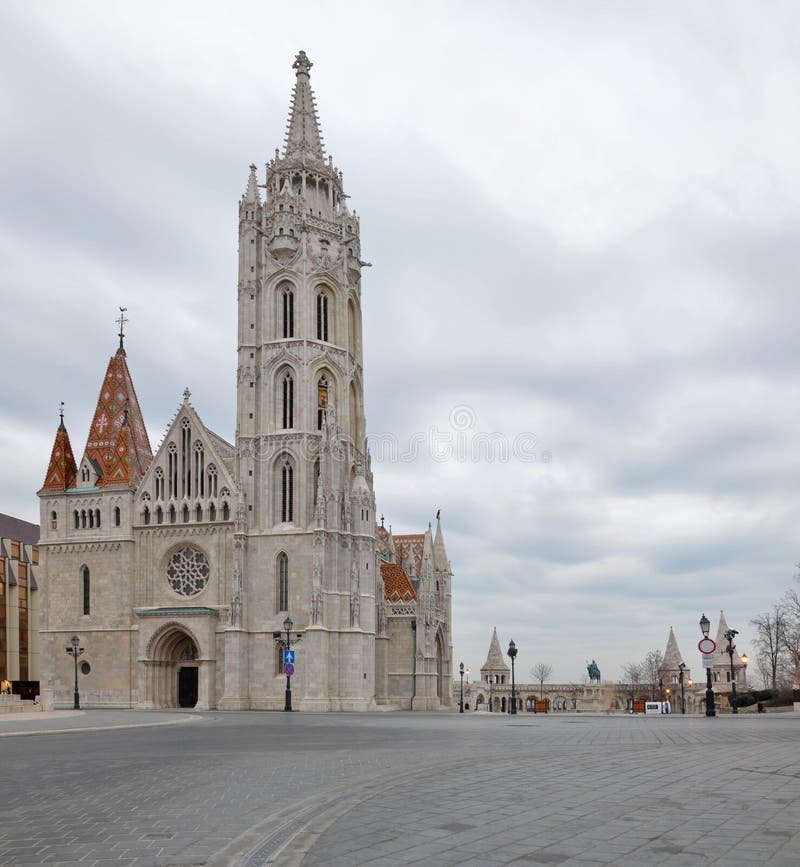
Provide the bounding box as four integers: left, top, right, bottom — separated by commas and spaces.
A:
37, 52, 453, 711
0, 513, 40, 697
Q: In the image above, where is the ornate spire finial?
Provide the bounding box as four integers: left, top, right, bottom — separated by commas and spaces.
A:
293, 50, 313, 76
381, 513, 384, 528
59, 400, 65, 424
183, 387, 191, 404
117, 306, 128, 350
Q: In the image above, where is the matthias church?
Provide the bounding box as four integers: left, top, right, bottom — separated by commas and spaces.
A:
37, 52, 454, 711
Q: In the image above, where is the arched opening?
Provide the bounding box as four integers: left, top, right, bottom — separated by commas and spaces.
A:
435, 630, 445, 702
144, 626, 202, 709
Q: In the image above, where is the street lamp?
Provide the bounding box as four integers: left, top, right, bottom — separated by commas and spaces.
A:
659, 677, 664, 704
459, 661, 465, 713
724, 628, 739, 714
283, 615, 294, 712
488, 674, 494, 712
700, 613, 716, 717
678, 662, 686, 715
507, 640, 518, 715
65, 634, 84, 710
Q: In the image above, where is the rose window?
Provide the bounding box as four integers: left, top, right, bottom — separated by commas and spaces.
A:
166, 547, 210, 596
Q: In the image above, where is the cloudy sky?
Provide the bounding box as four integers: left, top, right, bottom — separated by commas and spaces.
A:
3, 1, 800, 684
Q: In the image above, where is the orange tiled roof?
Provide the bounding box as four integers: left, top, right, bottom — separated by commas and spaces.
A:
380, 563, 416, 602
83, 348, 152, 487
41, 422, 77, 492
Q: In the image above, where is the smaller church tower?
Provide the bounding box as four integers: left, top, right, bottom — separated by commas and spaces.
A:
480, 627, 510, 691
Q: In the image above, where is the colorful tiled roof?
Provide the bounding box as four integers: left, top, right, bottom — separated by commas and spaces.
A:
394, 533, 424, 576
40, 422, 77, 492
380, 563, 416, 602
83, 348, 152, 487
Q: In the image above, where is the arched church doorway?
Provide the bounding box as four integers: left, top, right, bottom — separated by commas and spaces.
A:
178, 666, 198, 708
145, 625, 200, 709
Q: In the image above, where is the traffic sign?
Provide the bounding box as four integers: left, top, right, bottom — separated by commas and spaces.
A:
284, 662, 295, 677
698, 637, 716, 655
702, 654, 714, 669
283, 649, 295, 664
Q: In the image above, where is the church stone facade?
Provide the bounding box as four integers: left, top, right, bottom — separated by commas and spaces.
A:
37, 51, 453, 712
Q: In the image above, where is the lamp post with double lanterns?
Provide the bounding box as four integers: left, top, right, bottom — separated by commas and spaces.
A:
724, 628, 740, 714
283, 616, 294, 712
507, 640, 518, 715
488, 674, 494, 712
459, 661, 465, 713
700, 613, 716, 717
678, 662, 687, 715
65, 634, 84, 710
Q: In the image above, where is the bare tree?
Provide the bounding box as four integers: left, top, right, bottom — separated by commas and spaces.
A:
642, 649, 664, 699
750, 605, 787, 690
530, 663, 553, 699
621, 662, 644, 707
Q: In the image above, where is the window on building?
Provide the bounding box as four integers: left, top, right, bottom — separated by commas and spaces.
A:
317, 375, 329, 430
276, 640, 287, 675
51, 511, 58, 530
281, 463, 294, 522
282, 287, 294, 338
282, 373, 294, 429
316, 291, 329, 341
277, 553, 289, 612
114, 507, 121, 527
82, 566, 90, 616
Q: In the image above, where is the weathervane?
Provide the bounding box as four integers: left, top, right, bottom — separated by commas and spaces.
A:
117, 307, 128, 349
59, 401, 64, 424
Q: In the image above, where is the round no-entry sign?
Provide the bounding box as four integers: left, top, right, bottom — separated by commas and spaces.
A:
698, 637, 716, 654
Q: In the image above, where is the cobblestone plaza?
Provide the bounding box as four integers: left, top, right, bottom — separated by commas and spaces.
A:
3, 710, 800, 866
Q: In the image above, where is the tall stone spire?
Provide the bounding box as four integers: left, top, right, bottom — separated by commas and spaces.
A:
40, 405, 77, 492
433, 512, 449, 572
243, 163, 261, 204
283, 50, 326, 163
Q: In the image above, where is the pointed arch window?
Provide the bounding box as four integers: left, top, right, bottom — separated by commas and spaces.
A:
195, 504, 203, 522
194, 442, 205, 498
316, 291, 329, 341
281, 461, 294, 522
156, 506, 163, 525
222, 502, 230, 521
281, 373, 294, 429
209, 503, 216, 522
114, 506, 121, 527
182, 504, 190, 523
281, 287, 294, 338
95, 509, 101, 528
277, 553, 289, 612
143, 506, 151, 525
167, 444, 177, 499
81, 566, 90, 616
317, 375, 330, 430
207, 464, 217, 498
169, 505, 176, 524
155, 467, 164, 500
74, 510, 80, 530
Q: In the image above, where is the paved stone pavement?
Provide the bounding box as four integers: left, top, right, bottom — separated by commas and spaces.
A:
2, 710, 800, 866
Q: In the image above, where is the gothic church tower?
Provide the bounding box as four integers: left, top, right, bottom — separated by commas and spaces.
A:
233, 51, 377, 710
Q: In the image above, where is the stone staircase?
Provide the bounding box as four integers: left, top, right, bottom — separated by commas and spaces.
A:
0, 694, 39, 714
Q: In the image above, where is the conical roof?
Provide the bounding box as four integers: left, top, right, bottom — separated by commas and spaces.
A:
713, 610, 742, 666
481, 627, 509, 675
660, 627, 686, 674
82, 346, 152, 487
283, 50, 326, 163
40, 416, 77, 492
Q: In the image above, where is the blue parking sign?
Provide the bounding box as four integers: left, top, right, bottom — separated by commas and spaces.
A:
283, 649, 295, 665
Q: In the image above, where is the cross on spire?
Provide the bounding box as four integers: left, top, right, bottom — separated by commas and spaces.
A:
117, 307, 128, 350
59, 400, 65, 424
